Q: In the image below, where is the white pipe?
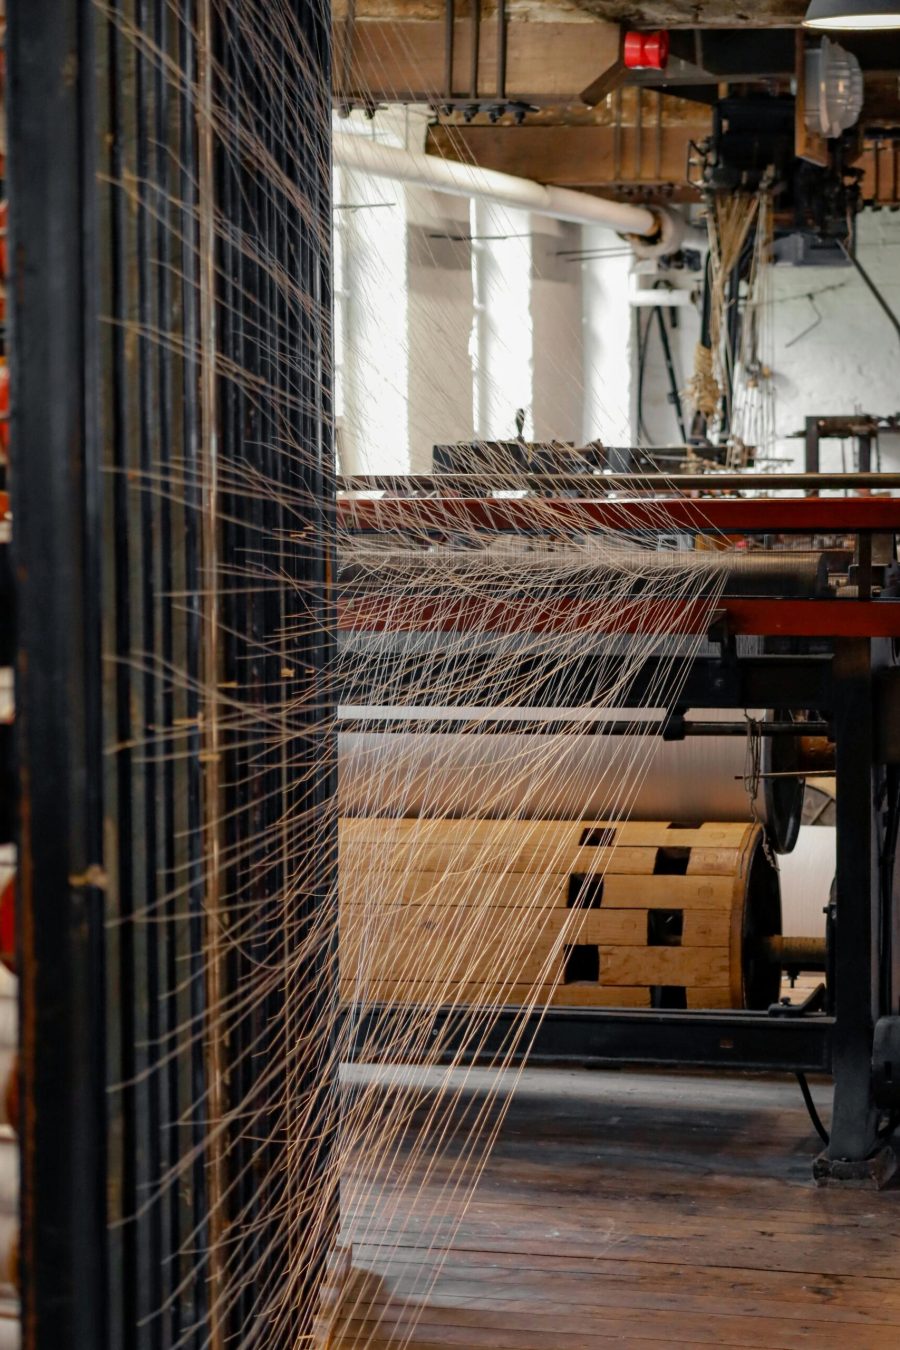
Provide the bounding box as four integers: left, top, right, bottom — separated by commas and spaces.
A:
333, 132, 660, 237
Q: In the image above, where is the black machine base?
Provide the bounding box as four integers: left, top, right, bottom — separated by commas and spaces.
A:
813, 1144, 899, 1190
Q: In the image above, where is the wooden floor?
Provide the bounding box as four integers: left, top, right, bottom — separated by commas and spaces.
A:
330, 1063, 900, 1349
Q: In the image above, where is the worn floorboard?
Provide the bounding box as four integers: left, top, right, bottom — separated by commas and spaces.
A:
331, 1065, 900, 1348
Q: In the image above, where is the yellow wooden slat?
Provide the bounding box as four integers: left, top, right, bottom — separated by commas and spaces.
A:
339, 981, 652, 1009
600, 946, 730, 988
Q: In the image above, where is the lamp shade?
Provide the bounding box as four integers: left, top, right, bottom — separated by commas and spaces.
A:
805, 0, 900, 27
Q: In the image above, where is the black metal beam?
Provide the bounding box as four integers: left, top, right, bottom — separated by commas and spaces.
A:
338, 716, 831, 737
345, 1005, 834, 1075
821, 638, 885, 1171
7, 0, 108, 1345
342, 469, 900, 492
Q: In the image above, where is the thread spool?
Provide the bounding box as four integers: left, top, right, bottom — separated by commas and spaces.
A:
0, 873, 12, 975
1, 1063, 15, 1135
340, 817, 782, 1011
779, 825, 835, 939
339, 708, 803, 853
0, 1313, 19, 1350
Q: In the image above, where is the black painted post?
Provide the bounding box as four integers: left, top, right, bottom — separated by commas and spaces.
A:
8, 0, 339, 1341
7, 0, 108, 1343
816, 636, 894, 1183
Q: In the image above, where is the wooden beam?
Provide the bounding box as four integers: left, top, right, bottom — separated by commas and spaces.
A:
334, 15, 621, 105
856, 141, 900, 207
570, 0, 808, 24
337, 0, 809, 24
426, 115, 710, 192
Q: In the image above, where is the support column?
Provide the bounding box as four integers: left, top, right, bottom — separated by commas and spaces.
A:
814, 637, 897, 1185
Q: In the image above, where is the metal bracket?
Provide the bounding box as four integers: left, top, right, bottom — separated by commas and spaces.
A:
768, 982, 827, 1018
873, 1016, 900, 1108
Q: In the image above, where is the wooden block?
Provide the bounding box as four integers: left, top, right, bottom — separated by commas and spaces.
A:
340, 904, 580, 950
681, 912, 733, 948
342, 869, 739, 914
599, 874, 734, 910
397, 839, 584, 876
342, 817, 580, 846
384, 871, 570, 909
342, 930, 566, 987
339, 817, 418, 842
599, 946, 730, 988
685, 847, 744, 877
601, 821, 749, 848
340, 978, 554, 1007
548, 984, 651, 1009
568, 846, 661, 876
344, 905, 719, 950
687, 986, 734, 1009
338, 980, 652, 1010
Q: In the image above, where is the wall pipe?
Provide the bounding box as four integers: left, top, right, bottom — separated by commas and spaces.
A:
333, 131, 665, 238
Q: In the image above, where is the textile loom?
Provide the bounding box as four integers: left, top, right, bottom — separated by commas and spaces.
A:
338, 471, 900, 1184
7, 0, 900, 1345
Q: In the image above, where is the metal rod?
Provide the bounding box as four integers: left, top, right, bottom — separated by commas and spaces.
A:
760, 936, 827, 969
338, 717, 832, 737
496, 0, 507, 100
340, 470, 900, 491
740, 770, 836, 780
654, 306, 687, 442
614, 87, 623, 182
840, 239, 900, 352
444, 0, 455, 100
635, 87, 643, 180
197, 3, 227, 1341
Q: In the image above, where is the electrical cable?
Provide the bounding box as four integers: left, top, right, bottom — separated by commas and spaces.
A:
796, 1072, 830, 1146
654, 305, 687, 442
636, 307, 653, 445
879, 767, 900, 1019
878, 1110, 900, 1142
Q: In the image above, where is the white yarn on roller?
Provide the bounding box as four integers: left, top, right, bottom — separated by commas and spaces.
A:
778, 825, 835, 938
0, 1313, 19, 1350
339, 706, 779, 828
0, 1132, 17, 1218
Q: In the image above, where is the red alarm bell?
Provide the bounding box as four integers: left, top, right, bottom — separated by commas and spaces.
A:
623, 30, 670, 71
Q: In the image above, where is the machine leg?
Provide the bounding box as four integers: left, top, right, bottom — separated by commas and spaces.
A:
813, 638, 897, 1186
804, 415, 820, 476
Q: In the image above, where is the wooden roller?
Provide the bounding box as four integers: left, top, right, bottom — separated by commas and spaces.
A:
339, 817, 782, 1012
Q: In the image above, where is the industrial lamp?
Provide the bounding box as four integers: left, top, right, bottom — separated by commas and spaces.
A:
805, 0, 900, 27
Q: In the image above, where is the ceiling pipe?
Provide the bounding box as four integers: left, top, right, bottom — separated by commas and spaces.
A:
333, 132, 682, 246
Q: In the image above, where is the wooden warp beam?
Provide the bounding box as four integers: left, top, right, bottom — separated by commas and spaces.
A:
339, 818, 782, 1012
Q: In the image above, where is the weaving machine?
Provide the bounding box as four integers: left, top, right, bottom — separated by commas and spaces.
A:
337, 468, 900, 1184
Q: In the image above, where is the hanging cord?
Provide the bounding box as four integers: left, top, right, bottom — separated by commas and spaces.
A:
744, 715, 778, 868
879, 1111, 900, 1142
796, 1073, 830, 1145
797, 1075, 900, 1147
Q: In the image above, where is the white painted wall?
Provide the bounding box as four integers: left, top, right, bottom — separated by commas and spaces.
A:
531, 219, 583, 444
770, 211, 900, 470
638, 209, 900, 465
334, 160, 636, 470
581, 226, 638, 448
406, 187, 476, 472
470, 199, 535, 443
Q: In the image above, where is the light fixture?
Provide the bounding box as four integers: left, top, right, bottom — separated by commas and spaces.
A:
804, 0, 900, 28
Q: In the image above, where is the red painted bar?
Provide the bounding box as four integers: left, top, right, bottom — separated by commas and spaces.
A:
338, 595, 900, 639
338, 494, 900, 535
